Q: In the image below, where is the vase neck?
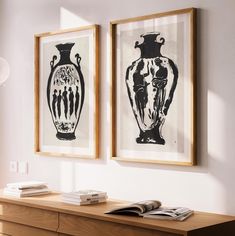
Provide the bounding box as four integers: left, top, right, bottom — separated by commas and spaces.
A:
56, 43, 74, 64
135, 33, 165, 59
59, 51, 72, 64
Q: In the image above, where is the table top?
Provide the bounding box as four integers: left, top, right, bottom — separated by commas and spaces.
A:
0, 190, 234, 235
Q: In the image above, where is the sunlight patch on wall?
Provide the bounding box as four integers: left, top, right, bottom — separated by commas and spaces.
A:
207, 92, 229, 214
60, 7, 91, 29
106, 31, 111, 158
60, 161, 75, 192
106, 31, 111, 123
208, 91, 226, 161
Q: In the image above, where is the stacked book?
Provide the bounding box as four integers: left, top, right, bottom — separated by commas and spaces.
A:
3, 181, 50, 197
62, 189, 108, 205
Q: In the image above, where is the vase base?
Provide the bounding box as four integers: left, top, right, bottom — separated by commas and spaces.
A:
136, 129, 165, 145
136, 136, 165, 145
56, 132, 76, 140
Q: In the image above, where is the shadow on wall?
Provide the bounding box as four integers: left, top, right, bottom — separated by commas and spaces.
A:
58, 6, 110, 160
0, 0, 230, 214
58, 4, 235, 215
57, 4, 110, 193
198, 7, 235, 215
200, 4, 235, 215
1, 0, 234, 214
56, 6, 211, 194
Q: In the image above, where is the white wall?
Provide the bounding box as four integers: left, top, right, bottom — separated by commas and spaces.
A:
0, 0, 235, 215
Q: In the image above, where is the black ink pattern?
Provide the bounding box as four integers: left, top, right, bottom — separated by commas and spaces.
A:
126, 33, 178, 144
47, 43, 85, 140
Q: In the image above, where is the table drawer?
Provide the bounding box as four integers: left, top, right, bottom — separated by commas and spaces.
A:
58, 213, 179, 236
0, 220, 58, 236
0, 202, 58, 231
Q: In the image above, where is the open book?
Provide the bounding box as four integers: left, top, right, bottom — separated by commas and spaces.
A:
106, 201, 193, 221
105, 200, 161, 216
143, 207, 193, 221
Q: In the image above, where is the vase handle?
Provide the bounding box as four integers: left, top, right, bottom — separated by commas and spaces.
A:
75, 53, 81, 67
50, 55, 57, 69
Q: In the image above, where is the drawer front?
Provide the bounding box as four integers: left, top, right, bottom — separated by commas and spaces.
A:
0, 202, 58, 231
0, 220, 58, 236
59, 213, 179, 236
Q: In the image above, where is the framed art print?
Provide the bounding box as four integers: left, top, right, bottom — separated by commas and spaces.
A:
111, 8, 196, 165
35, 25, 99, 158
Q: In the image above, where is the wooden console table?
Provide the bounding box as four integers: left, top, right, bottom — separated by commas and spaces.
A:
0, 191, 234, 236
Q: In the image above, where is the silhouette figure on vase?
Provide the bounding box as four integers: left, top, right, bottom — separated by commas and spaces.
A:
75, 86, 80, 118
57, 90, 62, 119
62, 86, 68, 119
52, 89, 57, 119
69, 87, 74, 117
133, 60, 150, 124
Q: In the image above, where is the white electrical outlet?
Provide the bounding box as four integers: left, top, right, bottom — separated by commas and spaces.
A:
10, 161, 18, 172
18, 161, 28, 174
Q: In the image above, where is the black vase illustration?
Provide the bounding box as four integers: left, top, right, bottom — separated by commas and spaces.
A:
47, 43, 85, 140
125, 33, 178, 144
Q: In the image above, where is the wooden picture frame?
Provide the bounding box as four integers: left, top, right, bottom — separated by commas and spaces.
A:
111, 8, 196, 165
35, 25, 99, 159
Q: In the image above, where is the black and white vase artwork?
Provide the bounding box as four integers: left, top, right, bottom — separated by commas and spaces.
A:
47, 43, 85, 140
125, 32, 178, 145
